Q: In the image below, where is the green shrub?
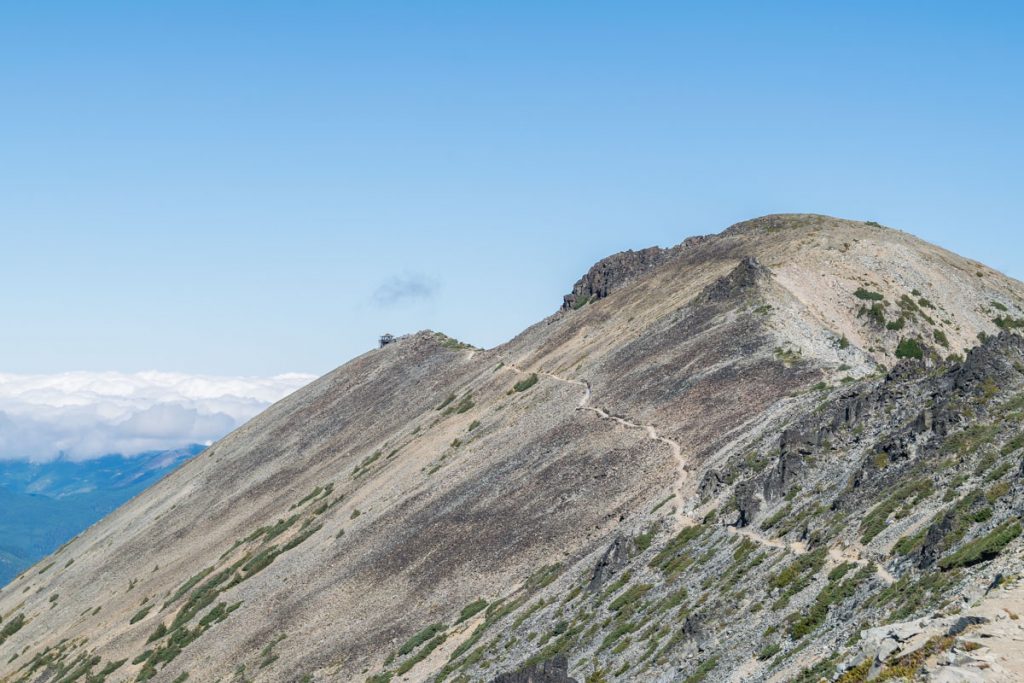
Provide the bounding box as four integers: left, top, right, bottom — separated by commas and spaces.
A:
862, 303, 887, 326
933, 330, 949, 348
855, 288, 884, 301
757, 643, 781, 660
513, 374, 539, 393
0, 613, 25, 645
895, 338, 924, 360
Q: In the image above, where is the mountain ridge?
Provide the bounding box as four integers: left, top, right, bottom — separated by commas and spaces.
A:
2, 214, 1023, 682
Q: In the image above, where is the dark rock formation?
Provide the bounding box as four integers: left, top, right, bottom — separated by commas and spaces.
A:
947, 615, 988, 636
701, 256, 771, 303
588, 536, 633, 592
733, 479, 761, 528
699, 469, 727, 500
562, 246, 675, 310
490, 655, 578, 683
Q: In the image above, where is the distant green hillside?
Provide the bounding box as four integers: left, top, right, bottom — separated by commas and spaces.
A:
0, 446, 201, 586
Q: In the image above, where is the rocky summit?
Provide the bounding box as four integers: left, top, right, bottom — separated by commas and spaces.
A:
2, 214, 1024, 683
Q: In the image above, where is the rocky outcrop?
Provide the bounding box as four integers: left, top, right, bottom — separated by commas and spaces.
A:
491, 656, 578, 683
700, 256, 771, 303
562, 246, 675, 310
588, 536, 633, 592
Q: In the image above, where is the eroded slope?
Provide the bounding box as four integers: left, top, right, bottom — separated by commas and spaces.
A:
1, 215, 1023, 683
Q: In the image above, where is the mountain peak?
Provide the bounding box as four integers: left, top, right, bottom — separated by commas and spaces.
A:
3, 215, 1024, 683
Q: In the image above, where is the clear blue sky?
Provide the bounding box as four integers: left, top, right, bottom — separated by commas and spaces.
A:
2, 1, 1021, 376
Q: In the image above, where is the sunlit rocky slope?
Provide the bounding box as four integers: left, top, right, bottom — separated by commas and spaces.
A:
2, 215, 1024, 682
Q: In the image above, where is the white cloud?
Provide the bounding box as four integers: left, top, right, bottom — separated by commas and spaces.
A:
0, 370, 316, 462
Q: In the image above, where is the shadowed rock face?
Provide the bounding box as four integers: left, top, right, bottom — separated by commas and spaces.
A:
3, 214, 1024, 683
491, 656, 577, 683
562, 246, 677, 309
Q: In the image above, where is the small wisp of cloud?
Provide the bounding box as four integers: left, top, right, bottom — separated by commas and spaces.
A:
372, 272, 440, 307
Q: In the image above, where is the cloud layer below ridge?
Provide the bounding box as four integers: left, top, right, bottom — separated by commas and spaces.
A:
0, 370, 316, 461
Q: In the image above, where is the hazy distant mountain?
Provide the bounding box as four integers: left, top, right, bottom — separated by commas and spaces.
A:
3, 216, 1024, 682
0, 446, 201, 586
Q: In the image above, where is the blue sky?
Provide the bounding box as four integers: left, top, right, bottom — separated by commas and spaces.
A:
3, 1, 1022, 377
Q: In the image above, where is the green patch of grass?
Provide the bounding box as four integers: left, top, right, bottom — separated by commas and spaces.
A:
938, 520, 1022, 570
294, 485, 326, 508
860, 478, 933, 543
683, 657, 718, 683
649, 525, 705, 575
130, 605, 153, 625
933, 329, 949, 348
398, 623, 446, 657
760, 504, 792, 531
788, 564, 871, 639
456, 599, 488, 624
435, 333, 475, 350
894, 528, 927, 556
526, 563, 563, 590
757, 643, 781, 661
609, 584, 652, 612
943, 424, 998, 455
513, 374, 539, 393
634, 527, 656, 553
1001, 434, 1024, 455
769, 547, 829, 609
443, 393, 475, 416
651, 494, 675, 514
994, 315, 1024, 330
353, 451, 383, 477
